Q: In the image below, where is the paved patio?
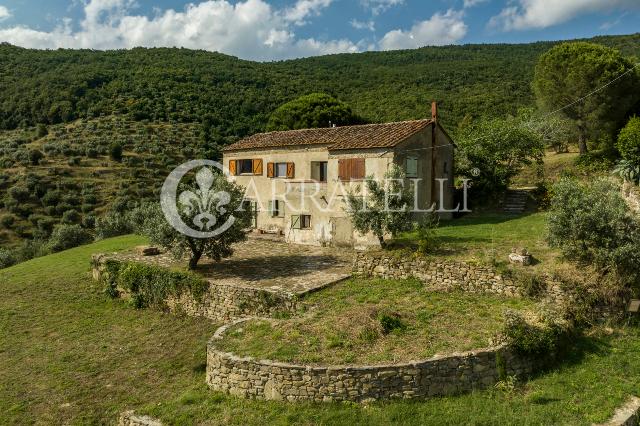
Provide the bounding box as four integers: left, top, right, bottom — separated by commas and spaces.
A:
112, 238, 353, 295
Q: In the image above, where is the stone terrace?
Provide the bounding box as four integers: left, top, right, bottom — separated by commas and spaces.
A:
110, 237, 353, 295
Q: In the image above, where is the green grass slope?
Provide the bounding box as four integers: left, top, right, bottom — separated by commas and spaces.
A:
0, 234, 639, 425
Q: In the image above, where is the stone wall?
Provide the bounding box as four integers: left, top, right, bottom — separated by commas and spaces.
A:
92, 254, 297, 321
353, 252, 581, 305
206, 319, 535, 403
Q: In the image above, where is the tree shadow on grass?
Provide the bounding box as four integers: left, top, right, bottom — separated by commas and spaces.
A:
195, 255, 346, 281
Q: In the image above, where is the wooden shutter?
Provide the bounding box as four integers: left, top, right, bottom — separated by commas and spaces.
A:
278, 200, 285, 218
253, 159, 263, 175
268, 200, 274, 217
286, 162, 295, 179
338, 159, 346, 181
291, 215, 301, 229
267, 162, 275, 178
353, 158, 365, 179
228, 159, 237, 176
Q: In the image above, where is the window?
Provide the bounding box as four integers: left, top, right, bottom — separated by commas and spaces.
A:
267, 162, 295, 178
239, 159, 253, 174
269, 200, 285, 218
276, 163, 288, 177
230, 159, 262, 176
443, 161, 448, 175
338, 158, 365, 181
291, 214, 311, 229
241, 200, 258, 228
405, 156, 418, 178
311, 161, 328, 182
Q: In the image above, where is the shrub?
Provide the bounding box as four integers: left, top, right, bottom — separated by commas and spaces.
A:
0, 214, 16, 229
36, 123, 48, 138
95, 211, 134, 240
0, 248, 16, 269
46, 224, 92, 253
102, 261, 209, 309
28, 149, 44, 165
378, 312, 406, 334
415, 212, 440, 255
613, 159, 640, 184
502, 310, 571, 356
109, 143, 123, 162
548, 178, 640, 292
617, 116, 640, 164
61, 209, 81, 224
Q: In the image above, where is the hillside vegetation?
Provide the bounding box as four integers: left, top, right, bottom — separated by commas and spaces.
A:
1, 33, 639, 249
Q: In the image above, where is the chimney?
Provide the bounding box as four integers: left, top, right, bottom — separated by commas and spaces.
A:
431, 101, 438, 122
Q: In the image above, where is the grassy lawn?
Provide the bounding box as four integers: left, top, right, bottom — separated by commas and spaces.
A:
0, 235, 219, 425
218, 278, 536, 365
393, 212, 560, 270
1, 231, 639, 425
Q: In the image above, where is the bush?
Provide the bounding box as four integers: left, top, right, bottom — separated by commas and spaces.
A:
36, 123, 48, 138
548, 178, 640, 292
28, 149, 44, 165
0, 214, 16, 229
617, 116, 640, 164
415, 213, 440, 255
102, 261, 209, 309
502, 310, 571, 356
94, 211, 134, 240
0, 248, 16, 269
61, 209, 81, 224
46, 224, 92, 253
109, 143, 123, 162
378, 312, 406, 334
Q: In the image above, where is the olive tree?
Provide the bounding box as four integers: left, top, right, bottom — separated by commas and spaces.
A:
139, 167, 253, 269
346, 164, 413, 248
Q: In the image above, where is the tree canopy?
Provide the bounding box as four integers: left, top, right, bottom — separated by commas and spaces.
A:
456, 112, 545, 196
533, 42, 640, 154
266, 93, 365, 131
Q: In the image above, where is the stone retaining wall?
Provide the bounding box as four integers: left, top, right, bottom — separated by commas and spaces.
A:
206, 319, 535, 403
92, 254, 297, 321
353, 252, 574, 304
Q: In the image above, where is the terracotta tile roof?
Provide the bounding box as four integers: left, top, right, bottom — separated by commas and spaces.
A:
223, 119, 433, 152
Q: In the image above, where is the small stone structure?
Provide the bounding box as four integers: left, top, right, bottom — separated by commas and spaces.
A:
206, 319, 536, 403
509, 248, 532, 266
119, 411, 163, 426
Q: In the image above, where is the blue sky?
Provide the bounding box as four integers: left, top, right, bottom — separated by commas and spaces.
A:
0, 0, 638, 61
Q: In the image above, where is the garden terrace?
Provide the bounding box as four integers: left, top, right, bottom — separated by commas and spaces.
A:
216, 278, 537, 366
102, 238, 352, 295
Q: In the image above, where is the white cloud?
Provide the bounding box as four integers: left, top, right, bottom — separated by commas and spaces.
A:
463, 0, 488, 8
0, 5, 11, 21
380, 9, 467, 50
361, 0, 404, 16
0, 0, 356, 60
284, 0, 333, 26
489, 0, 640, 31
350, 19, 375, 31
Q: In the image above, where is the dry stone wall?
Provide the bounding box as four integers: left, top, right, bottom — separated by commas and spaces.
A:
92, 254, 297, 321
353, 252, 577, 304
206, 320, 536, 403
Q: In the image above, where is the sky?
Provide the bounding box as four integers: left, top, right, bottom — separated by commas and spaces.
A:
0, 0, 638, 61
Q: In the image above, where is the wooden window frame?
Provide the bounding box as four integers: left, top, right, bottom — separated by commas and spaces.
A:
290, 214, 311, 230
267, 162, 295, 179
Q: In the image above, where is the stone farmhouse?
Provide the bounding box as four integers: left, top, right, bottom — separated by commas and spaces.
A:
223, 103, 455, 248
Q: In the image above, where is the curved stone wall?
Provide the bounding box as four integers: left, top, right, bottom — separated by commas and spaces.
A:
206, 320, 536, 403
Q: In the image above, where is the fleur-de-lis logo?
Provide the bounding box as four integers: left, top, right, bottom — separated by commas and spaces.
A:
177, 167, 231, 231
161, 160, 236, 238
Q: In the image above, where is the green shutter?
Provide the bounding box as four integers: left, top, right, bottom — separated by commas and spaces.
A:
268, 200, 274, 217
278, 201, 285, 218
291, 215, 301, 229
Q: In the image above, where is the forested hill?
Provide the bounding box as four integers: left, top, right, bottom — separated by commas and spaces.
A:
1, 33, 640, 143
